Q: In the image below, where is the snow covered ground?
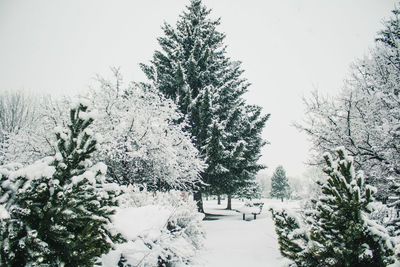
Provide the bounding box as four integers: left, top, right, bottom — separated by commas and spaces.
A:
191, 198, 400, 267
192, 198, 300, 267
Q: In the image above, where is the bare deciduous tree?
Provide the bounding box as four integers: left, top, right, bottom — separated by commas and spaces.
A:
295, 9, 400, 200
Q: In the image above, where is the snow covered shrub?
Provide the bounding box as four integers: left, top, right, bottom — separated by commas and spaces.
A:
271, 147, 396, 267
0, 91, 41, 165
89, 69, 204, 191
0, 92, 65, 166
102, 186, 205, 267
386, 177, 400, 258
368, 200, 397, 226
0, 101, 122, 266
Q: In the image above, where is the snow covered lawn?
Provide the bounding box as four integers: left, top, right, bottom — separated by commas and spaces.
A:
192, 199, 300, 267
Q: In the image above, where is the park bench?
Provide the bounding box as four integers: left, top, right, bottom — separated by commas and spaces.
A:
237, 201, 264, 220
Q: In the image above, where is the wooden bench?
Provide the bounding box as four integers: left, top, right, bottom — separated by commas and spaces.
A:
238, 202, 264, 220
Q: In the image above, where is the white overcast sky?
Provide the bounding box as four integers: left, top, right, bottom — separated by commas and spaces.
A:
0, 0, 397, 177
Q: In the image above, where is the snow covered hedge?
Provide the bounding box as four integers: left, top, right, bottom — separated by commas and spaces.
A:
101, 186, 205, 267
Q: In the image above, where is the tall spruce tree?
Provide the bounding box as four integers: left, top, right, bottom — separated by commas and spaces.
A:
141, 0, 268, 211
270, 165, 290, 201
204, 122, 227, 197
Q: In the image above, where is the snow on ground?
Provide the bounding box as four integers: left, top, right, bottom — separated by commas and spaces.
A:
192, 198, 300, 267
192, 198, 400, 267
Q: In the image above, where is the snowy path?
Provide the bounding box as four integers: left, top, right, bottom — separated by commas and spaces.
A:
194, 199, 400, 267
193, 199, 291, 267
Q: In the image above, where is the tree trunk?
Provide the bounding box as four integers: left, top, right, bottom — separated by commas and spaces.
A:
226, 194, 232, 210
193, 191, 204, 213
281, 197, 283, 202
217, 195, 221, 205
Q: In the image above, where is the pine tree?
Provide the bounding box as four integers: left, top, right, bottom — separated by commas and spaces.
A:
271, 148, 396, 266
388, 178, 400, 244
141, 0, 268, 211
311, 148, 395, 266
229, 104, 268, 204
0, 101, 122, 266
270, 166, 290, 201
204, 122, 228, 197
236, 180, 262, 200
270, 208, 317, 266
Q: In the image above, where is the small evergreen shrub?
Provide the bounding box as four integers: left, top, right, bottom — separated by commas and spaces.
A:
271, 147, 396, 266
0, 101, 121, 266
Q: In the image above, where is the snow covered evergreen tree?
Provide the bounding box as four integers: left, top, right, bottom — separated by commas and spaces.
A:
271, 148, 395, 266
141, 0, 268, 211
310, 148, 395, 266
270, 166, 290, 201
270, 208, 317, 266
203, 122, 227, 197
387, 178, 400, 250
0, 101, 121, 266
222, 104, 268, 209
236, 179, 262, 200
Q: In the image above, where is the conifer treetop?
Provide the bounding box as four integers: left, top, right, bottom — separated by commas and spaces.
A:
53, 100, 99, 185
